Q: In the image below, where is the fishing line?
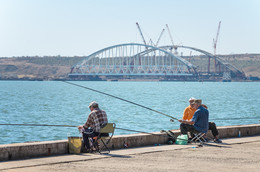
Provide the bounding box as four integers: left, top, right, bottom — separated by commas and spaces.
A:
0, 123, 77, 127
210, 117, 260, 121
0, 123, 172, 139
116, 127, 169, 138
62, 81, 178, 120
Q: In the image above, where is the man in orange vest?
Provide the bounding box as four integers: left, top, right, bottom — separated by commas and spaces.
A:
180, 97, 222, 143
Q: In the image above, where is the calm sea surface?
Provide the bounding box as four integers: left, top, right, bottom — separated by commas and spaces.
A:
0, 81, 259, 144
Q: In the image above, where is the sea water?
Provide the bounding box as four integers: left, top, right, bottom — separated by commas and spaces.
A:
0, 81, 259, 144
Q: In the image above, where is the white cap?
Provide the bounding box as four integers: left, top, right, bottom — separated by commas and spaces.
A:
189, 97, 196, 101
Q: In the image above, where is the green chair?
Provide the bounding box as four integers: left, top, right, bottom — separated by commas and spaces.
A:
93, 123, 116, 154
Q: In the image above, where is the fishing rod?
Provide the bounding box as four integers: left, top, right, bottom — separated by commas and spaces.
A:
0, 123, 77, 127
114, 127, 170, 138
1, 118, 258, 128
62, 81, 178, 120
170, 117, 260, 122
211, 117, 260, 121
0, 123, 172, 139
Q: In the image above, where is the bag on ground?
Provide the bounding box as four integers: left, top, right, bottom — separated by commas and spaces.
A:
175, 134, 188, 145
68, 137, 82, 154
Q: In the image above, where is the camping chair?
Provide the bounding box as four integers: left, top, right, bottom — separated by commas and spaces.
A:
190, 131, 207, 146
92, 123, 116, 154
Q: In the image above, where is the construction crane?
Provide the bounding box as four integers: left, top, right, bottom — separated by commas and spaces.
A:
148, 38, 155, 46
166, 24, 177, 54
155, 28, 165, 47
212, 21, 221, 72
213, 21, 221, 55
136, 22, 147, 46
136, 23, 164, 47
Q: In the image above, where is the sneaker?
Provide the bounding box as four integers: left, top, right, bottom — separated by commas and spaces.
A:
214, 138, 222, 143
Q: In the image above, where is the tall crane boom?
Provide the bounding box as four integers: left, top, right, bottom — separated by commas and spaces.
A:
155, 28, 165, 47
136, 22, 147, 45
166, 24, 178, 54
213, 21, 221, 55
166, 24, 175, 47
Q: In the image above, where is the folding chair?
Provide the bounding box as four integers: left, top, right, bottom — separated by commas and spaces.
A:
190, 131, 207, 146
92, 123, 116, 154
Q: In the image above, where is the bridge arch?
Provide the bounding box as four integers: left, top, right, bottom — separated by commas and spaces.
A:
160, 45, 245, 78
70, 43, 197, 77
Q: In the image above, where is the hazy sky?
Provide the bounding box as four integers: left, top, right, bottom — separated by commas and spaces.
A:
0, 0, 259, 57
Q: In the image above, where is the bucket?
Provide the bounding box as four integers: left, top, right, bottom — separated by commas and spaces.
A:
175, 134, 188, 145
68, 137, 82, 154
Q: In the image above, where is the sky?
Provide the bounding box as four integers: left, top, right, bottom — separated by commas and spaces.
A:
0, 0, 259, 57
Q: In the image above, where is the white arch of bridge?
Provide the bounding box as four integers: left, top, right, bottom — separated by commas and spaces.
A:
70, 43, 198, 76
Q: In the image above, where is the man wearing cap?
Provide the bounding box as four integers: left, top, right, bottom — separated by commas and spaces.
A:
78, 101, 108, 152
182, 97, 197, 122
178, 99, 209, 138
180, 97, 222, 143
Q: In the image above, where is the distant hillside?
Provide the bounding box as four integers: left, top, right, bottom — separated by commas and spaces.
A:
218, 54, 260, 78
0, 56, 84, 80
182, 54, 260, 78
0, 54, 259, 80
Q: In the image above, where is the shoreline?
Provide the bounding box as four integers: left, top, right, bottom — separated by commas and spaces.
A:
0, 79, 259, 82
1, 124, 260, 161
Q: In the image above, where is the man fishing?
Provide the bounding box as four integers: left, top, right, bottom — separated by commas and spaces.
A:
181, 97, 222, 143
178, 99, 209, 139
78, 101, 108, 152
179, 98, 222, 143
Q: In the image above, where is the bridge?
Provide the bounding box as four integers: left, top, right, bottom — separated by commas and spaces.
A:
160, 45, 245, 79
69, 43, 245, 81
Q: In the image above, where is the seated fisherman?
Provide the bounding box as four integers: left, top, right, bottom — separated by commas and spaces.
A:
201, 104, 222, 143
181, 97, 222, 143
78, 101, 108, 152
178, 99, 209, 139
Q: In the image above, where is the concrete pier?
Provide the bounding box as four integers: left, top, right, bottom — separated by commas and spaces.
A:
1, 135, 260, 171
0, 124, 260, 161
